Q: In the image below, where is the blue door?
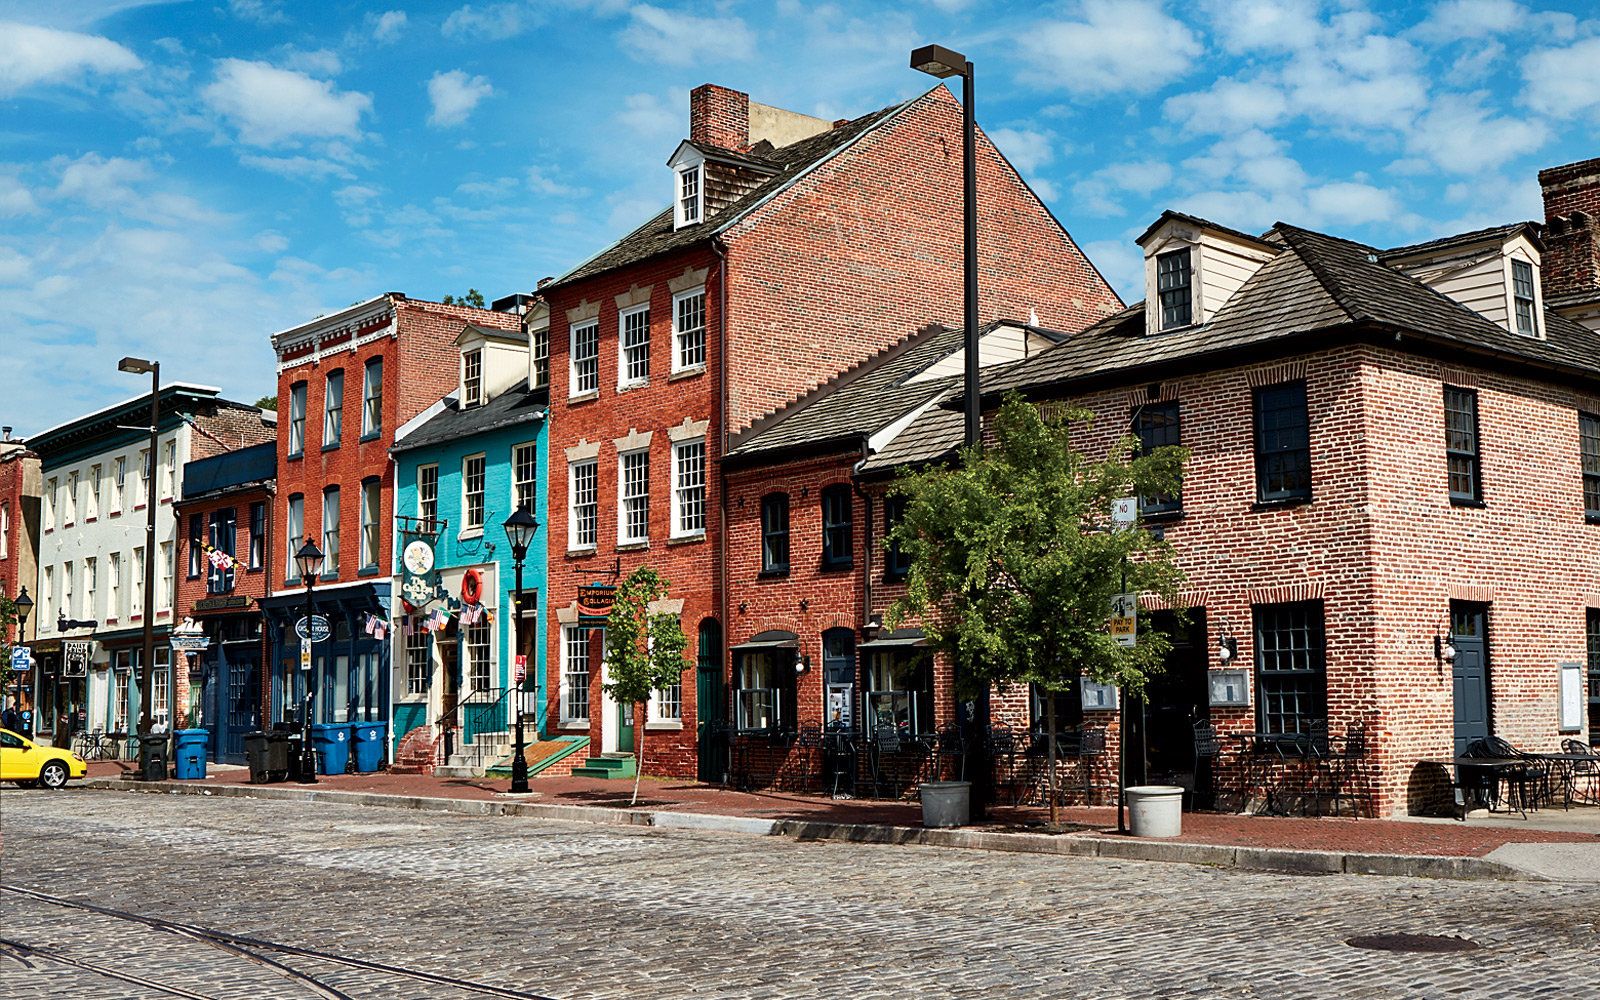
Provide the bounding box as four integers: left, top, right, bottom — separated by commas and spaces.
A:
1451, 605, 1490, 757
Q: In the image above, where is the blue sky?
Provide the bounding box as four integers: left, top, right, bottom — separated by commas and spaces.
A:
2, 0, 1597, 436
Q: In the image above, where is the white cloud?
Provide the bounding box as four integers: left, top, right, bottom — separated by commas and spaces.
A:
1406, 92, 1548, 173
370, 10, 408, 43
0, 175, 38, 216
238, 154, 358, 181
229, 0, 288, 25
442, 3, 536, 40
1411, 0, 1523, 43
619, 5, 755, 66
203, 59, 373, 146
282, 48, 342, 77
0, 245, 31, 285
988, 127, 1056, 175
0, 21, 142, 96
526, 166, 579, 197
1018, 1, 1202, 96
615, 91, 678, 139
427, 70, 494, 127
1080, 237, 1144, 301
54, 152, 226, 227
1522, 37, 1600, 119
1279, 32, 1429, 131
1164, 77, 1288, 135
1072, 159, 1174, 216
1200, 0, 1321, 53
1304, 182, 1403, 226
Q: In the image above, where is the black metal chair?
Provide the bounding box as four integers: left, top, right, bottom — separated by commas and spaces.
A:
870, 724, 903, 798
934, 722, 965, 782
984, 724, 1023, 805
1192, 720, 1221, 811
789, 724, 823, 792
1560, 739, 1599, 806
1325, 723, 1373, 818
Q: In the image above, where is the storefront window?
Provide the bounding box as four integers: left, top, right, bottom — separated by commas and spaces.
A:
735, 647, 795, 734
863, 648, 933, 737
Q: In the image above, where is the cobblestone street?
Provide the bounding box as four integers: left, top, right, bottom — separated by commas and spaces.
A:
2, 788, 1598, 999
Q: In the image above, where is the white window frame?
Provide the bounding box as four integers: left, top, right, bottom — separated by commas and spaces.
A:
131, 548, 144, 612
670, 439, 706, 539
404, 628, 430, 697
569, 459, 597, 551
42, 566, 53, 624
0, 502, 7, 558
288, 383, 307, 456
65, 471, 77, 525
285, 495, 304, 580
671, 287, 706, 374
112, 457, 126, 514
107, 552, 120, 619
324, 370, 344, 447
465, 615, 493, 692
44, 477, 56, 531
618, 303, 650, 389
152, 659, 170, 727
462, 349, 483, 408
83, 557, 97, 621
137, 448, 150, 506
512, 442, 537, 514
359, 479, 381, 570
362, 357, 383, 437
648, 628, 682, 724
618, 448, 650, 545
86, 464, 101, 520
159, 541, 173, 611
462, 453, 487, 534
62, 560, 72, 619
676, 163, 702, 227
531, 325, 550, 389
417, 464, 439, 523
570, 320, 599, 397
560, 624, 593, 724
162, 440, 177, 499
322, 487, 340, 575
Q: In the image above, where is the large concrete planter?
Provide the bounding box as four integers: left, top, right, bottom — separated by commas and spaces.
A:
1125, 785, 1185, 838
919, 781, 972, 828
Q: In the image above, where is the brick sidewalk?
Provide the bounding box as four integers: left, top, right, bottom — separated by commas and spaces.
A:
83, 759, 1596, 858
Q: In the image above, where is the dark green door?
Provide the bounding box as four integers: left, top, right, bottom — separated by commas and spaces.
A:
618, 701, 635, 753
696, 619, 726, 783
1451, 604, 1490, 757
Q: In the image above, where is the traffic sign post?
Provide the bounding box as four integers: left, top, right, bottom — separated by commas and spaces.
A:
1110, 497, 1137, 532
1109, 593, 1138, 647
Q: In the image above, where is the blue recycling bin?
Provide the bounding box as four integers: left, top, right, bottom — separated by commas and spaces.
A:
172, 729, 209, 780
352, 722, 387, 773
309, 723, 353, 775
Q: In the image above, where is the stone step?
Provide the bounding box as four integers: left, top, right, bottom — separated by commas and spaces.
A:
435, 764, 484, 779
571, 753, 635, 779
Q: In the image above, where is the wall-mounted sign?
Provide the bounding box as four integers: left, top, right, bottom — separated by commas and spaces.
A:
170, 636, 212, 653
194, 595, 250, 611
1082, 679, 1119, 711
1110, 497, 1137, 532
63, 641, 93, 678
1109, 593, 1138, 648
1208, 669, 1250, 708
578, 583, 616, 623
294, 615, 331, 643
1558, 661, 1583, 734
514, 655, 527, 684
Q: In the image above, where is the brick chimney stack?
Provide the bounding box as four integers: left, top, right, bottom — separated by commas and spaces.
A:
1539, 157, 1600, 298
690, 84, 749, 151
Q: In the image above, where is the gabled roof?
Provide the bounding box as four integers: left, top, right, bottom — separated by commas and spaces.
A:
1379, 221, 1541, 260
391, 380, 548, 455
1136, 209, 1279, 251
544, 93, 923, 292
456, 322, 525, 346
979, 219, 1600, 402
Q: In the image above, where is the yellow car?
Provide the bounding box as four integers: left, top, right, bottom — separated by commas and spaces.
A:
1, 728, 88, 789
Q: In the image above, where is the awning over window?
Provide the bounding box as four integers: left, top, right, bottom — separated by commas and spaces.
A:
730, 629, 799, 652
858, 628, 926, 650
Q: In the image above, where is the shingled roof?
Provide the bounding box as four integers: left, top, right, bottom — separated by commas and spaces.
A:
979, 219, 1600, 402
544, 95, 919, 292
391, 380, 548, 455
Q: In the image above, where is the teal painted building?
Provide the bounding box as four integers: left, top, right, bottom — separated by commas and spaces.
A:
389, 318, 550, 763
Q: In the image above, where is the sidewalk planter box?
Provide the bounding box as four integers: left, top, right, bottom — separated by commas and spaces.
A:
309, 723, 353, 776
919, 781, 972, 828
352, 722, 387, 773
1126, 785, 1185, 838
172, 729, 209, 780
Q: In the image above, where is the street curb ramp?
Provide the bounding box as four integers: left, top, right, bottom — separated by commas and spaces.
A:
81, 778, 1537, 883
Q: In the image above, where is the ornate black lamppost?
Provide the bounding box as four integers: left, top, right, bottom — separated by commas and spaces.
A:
294, 539, 325, 783
502, 506, 538, 794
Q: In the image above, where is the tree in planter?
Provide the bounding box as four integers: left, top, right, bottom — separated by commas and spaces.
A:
885, 394, 1188, 828
603, 567, 688, 805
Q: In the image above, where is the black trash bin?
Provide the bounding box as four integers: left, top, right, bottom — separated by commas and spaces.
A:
265, 730, 294, 783
138, 734, 169, 781
244, 731, 270, 783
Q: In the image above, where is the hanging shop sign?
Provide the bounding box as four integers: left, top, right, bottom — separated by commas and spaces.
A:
577, 583, 616, 623
294, 615, 332, 643
63, 641, 93, 678
401, 536, 439, 610
1109, 593, 1138, 647
169, 635, 212, 653
194, 595, 250, 611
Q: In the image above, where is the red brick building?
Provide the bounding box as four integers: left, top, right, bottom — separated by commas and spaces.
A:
262, 294, 519, 735
2, 433, 42, 727
538, 82, 1120, 780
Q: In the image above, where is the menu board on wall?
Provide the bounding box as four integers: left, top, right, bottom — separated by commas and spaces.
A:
1558, 662, 1583, 734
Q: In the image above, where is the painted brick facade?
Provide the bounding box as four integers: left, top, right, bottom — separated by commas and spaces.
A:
540, 85, 1119, 780
0, 444, 41, 647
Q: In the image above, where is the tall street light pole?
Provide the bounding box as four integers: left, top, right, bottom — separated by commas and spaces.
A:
294, 540, 325, 784
118, 356, 161, 775
911, 43, 980, 450
502, 506, 538, 795
13, 587, 32, 735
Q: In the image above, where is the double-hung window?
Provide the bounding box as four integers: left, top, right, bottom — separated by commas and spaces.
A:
1444, 386, 1481, 504
821, 485, 853, 569
1157, 248, 1193, 329
671, 439, 705, 538
131, 548, 144, 610
883, 495, 911, 581
569, 460, 597, 549
112, 457, 126, 514
463, 454, 486, 533
1579, 412, 1599, 522
561, 625, 595, 723
285, 495, 303, 581
619, 305, 650, 388
43, 478, 55, 531
531, 326, 550, 389
137, 449, 150, 506
462, 349, 483, 408
159, 541, 173, 610
1512, 259, 1537, 336
162, 441, 176, 499
466, 617, 492, 691
107, 553, 120, 619
207, 508, 236, 594
406, 629, 430, 696
86, 465, 100, 520
249, 502, 266, 570
417, 465, 438, 523
513, 443, 537, 514
362, 358, 382, 438
761, 493, 789, 575
678, 164, 701, 226
359, 478, 381, 570
187, 514, 205, 579
672, 288, 706, 372
571, 321, 599, 396
323, 370, 343, 448
83, 558, 96, 621
619, 449, 649, 544
1253, 381, 1311, 503
65, 472, 77, 525
1135, 400, 1182, 514
321, 486, 340, 575
61, 561, 73, 620
1254, 602, 1326, 737
288, 382, 307, 457
1587, 610, 1599, 741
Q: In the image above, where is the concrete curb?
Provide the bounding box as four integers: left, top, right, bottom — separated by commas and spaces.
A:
81, 778, 1537, 883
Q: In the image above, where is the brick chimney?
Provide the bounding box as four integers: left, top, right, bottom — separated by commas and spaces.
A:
1539, 157, 1600, 297
690, 84, 749, 151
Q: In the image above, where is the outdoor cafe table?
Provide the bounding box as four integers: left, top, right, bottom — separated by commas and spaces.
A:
1525, 752, 1595, 810
1429, 756, 1534, 819
1231, 733, 1320, 815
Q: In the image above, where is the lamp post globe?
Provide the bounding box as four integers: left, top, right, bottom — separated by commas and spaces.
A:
14, 585, 32, 635
502, 506, 538, 794
295, 540, 324, 783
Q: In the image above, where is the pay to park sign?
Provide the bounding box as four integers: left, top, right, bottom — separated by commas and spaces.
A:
1109, 593, 1138, 647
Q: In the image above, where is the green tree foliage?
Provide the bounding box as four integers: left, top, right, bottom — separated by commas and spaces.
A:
442, 289, 487, 309
603, 567, 688, 804
885, 394, 1188, 824
254, 394, 278, 411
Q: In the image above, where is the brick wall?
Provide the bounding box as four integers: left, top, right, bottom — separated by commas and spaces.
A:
1539, 157, 1600, 298
690, 83, 749, 151
189, 406, 274, 462
0, 449, 42, 644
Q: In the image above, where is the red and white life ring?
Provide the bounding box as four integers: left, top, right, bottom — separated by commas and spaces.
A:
461, 569, 483, 605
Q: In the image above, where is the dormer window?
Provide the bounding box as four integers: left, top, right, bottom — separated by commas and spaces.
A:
677, 164, 702, 227
1512, 259, 1536, 336
1157, 249, 1193, 329
462, 348, 483, 408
